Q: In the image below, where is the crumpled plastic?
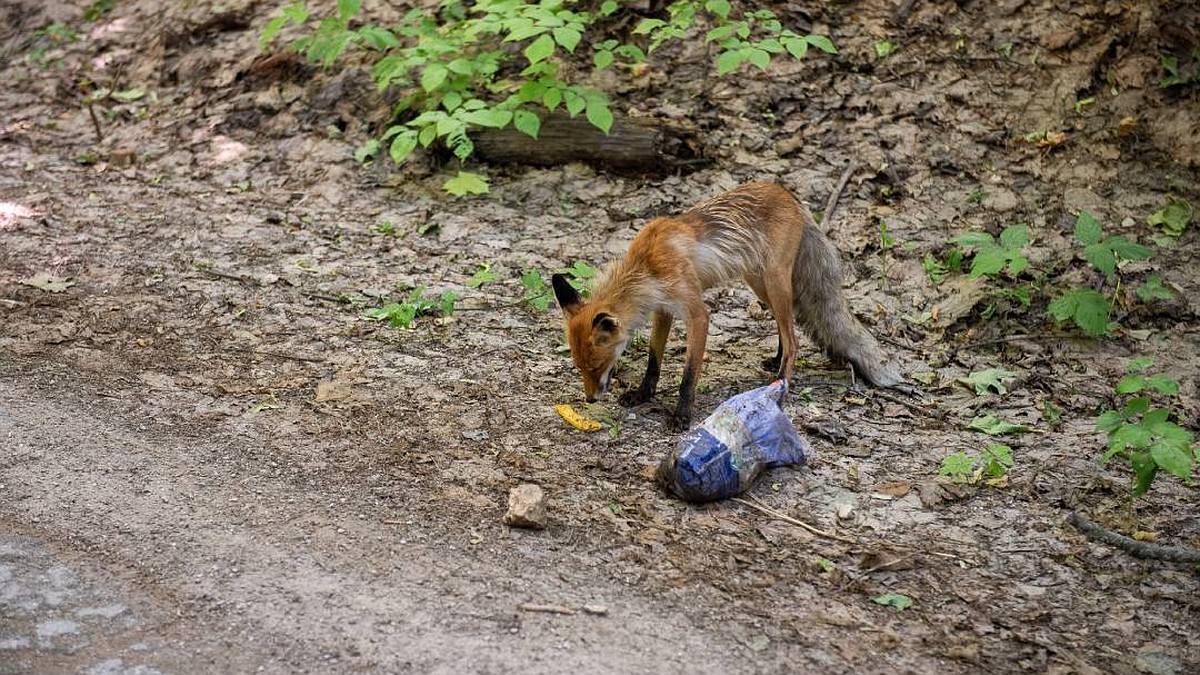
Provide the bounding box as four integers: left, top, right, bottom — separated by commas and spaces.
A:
656, 380, 809, 502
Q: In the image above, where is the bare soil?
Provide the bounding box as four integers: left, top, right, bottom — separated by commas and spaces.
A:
2, 1, 1199, 673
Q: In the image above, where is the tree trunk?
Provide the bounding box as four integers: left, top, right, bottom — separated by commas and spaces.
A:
471, 112, 704, 176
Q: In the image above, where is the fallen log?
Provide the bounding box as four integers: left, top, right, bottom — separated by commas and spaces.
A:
471, 112, 704, 176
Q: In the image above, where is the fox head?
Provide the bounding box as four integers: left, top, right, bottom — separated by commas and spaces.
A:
552, 274, 628, 402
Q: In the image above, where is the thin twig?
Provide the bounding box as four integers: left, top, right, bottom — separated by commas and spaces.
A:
822, 161, 858, 227
85, 98, 103, 142
1067, 512, 1200, 563
733, 495, 858, 544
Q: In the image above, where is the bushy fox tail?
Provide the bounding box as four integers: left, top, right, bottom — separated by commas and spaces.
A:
793, 223, 904, 387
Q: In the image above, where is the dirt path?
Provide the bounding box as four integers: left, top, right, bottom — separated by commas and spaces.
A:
2, 0, 1199, 673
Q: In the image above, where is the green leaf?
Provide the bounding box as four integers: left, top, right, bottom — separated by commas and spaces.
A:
420, 63, 449, 92
1135, 275, 1174, 302
354, 139, 380, 164
872, 593, 913, 610
805, 34, 837, 54
1074, 211, 1103, 245
1115, 375, 1146, 395
513, 109, 540, 138
467, 264, 498, 289
1129, 452, 1158, 495
1006, 255, 1029, 276
1126, 356, 1154, 372
336, 0, 360, 22
1047, 293, 1077, 322
110, 88, 145, 102
1144, 375, 1179, 395
1106, 236, 1151, 261
444, 171, 489, 197
968, 247, 1008, 278
633, 18, 666, 35
1150, 441, 1192, 479
706, 25, 737, 43
417, 124, 438, 147
599, 0, 619, 16
1146, 199, 1192, 237
939, 452, 977, 480
593, 49, 614, 69
999, 223, 1029, 250
959, 369, 1016, 396
1083, 242, 1116, 276
1071, 290, 1110, 335
1122, 396, 1150, 420
748, 47, 771, 71
967, 415, 1027, 436
585, 98, 613, 134
705, 0, 732, 19
1095, 410, 1124, 433
543, 87, 562, 110
553, 26, 580, 52
358, 25, 400, 49
1111, 423, 1152, 451
982, 444, 1013, 477
783, 36, 808, 59
873, 41, 896, 59
389, 131, 419, 164
716, 49, 743, 75
564, 89, 586, 116
524, 33, 556, 63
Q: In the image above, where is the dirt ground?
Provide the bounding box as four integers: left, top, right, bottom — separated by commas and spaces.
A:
2, 0, 1199, 673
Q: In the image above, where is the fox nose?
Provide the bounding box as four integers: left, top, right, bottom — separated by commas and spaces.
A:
585, 394, 598, 403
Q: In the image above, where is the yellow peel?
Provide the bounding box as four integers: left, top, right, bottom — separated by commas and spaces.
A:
555, 404, 603, 432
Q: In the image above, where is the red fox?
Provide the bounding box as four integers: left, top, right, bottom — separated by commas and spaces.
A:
552, 182, 906, 430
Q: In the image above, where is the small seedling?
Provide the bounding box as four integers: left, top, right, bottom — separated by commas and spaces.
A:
953, 223, 1029, 278
939, 444, 1013, 484
372, 221, 396, 235
1146, 198, 1192, 238
874, 41, 897, 59
872, 593, 913, 611
1048, 211, 1153, 336
466, 263, 499, 289
364, 287, 458, 329
520, 269, 552, 311
1073, 97, 1095, 114
1096, 358, 1195, 495
559, 260, 599, 295
967, 190, 989, 204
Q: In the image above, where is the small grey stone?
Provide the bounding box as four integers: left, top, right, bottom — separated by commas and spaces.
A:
503, 484, 548, 530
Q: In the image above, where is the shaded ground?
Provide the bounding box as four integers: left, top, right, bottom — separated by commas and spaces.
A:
2, 0, 1199, 673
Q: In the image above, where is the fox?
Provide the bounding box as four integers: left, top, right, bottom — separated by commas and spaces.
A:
551, 182, 907, 430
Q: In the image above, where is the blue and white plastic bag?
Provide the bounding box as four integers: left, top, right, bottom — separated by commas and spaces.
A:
657, 380, 809, 502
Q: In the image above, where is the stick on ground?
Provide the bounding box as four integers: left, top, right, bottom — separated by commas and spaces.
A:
1067, 512, 1200, 563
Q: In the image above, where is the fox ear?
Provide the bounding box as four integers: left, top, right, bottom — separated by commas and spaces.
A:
591, 312, 619, 335
551, 274, 583, 315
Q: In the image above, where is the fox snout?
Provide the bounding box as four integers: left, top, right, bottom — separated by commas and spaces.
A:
582, 369, 612, 402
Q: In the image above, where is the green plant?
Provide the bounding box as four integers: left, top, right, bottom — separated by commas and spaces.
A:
260, 0, 836, 194
1096, 358, 1195, 495
873, 40, 896, 59
1073, 96, 1095, 114
466, 262, 499, 288
1048, 211, 1152, 336
520, 269, 553, 311
939, 444, 1013, 483
364, 286, 458, 328
953, 223, 1029, 279
922, 248, 962, 284
1158, 50, 1200, 88
872, 593, 913, 611
559, 259, 598, 294
1146, 198, 1192, 238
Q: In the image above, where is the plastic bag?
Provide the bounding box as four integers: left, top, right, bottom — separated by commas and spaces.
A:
656, 380, 809, 502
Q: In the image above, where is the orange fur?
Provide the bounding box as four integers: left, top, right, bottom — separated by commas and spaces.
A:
553, 182, 904, 430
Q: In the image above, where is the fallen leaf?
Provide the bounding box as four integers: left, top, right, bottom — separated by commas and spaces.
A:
555, 404, 604, 431
873, 480, 912, 498
19, 273, 75, 293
